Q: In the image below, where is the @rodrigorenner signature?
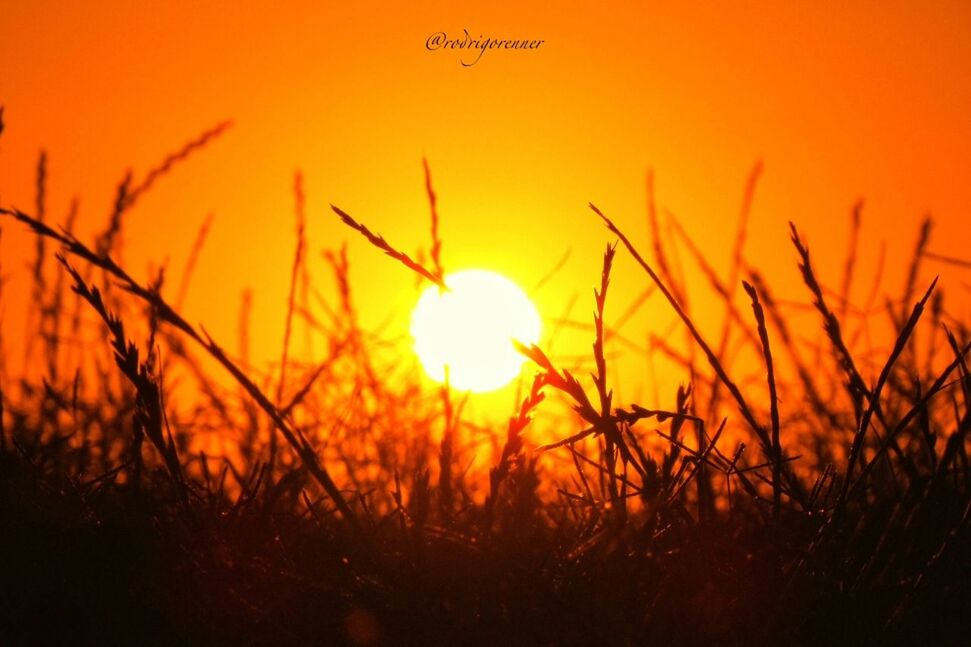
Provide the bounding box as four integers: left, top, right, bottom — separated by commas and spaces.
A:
425, 29, 545, 67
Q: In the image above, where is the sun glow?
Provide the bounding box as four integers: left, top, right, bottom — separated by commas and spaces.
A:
410, 270, 542, 393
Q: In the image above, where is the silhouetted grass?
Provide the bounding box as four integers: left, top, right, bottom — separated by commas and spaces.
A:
0, 115, 969, 645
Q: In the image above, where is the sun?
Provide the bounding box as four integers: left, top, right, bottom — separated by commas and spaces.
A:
410, 270, 542, 393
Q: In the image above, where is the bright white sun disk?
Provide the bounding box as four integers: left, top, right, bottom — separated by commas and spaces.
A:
410, 270, 541, 393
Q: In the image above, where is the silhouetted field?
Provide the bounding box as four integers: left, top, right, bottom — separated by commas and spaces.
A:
1, 118, 969, 645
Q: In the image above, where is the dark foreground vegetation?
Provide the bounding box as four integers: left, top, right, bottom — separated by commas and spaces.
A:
1, 117, 969, 645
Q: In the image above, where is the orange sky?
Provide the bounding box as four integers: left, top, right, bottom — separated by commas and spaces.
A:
1, 1, 969, 412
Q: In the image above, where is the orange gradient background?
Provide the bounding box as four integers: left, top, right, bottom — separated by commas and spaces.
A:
1, 1, 969, 412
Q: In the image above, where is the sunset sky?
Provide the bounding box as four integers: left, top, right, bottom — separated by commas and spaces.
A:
1, 1, 969, 409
